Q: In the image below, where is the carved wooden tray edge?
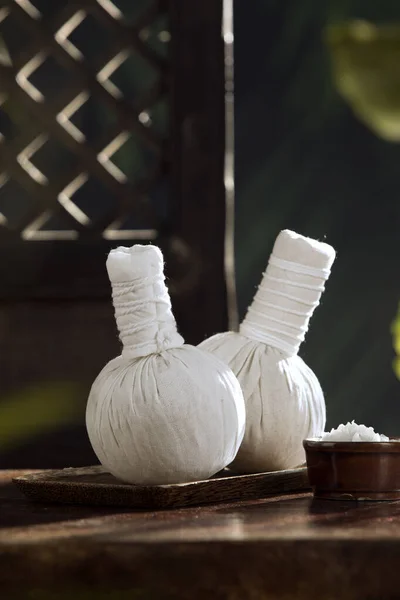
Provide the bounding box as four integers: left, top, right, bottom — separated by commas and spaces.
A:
13, 465, 310, 509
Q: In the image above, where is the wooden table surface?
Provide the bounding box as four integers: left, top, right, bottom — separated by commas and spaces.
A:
2, 470, 400, 600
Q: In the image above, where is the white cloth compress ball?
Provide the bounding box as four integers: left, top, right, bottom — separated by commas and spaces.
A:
199, 230, 336, 473
86, 245, 245, 485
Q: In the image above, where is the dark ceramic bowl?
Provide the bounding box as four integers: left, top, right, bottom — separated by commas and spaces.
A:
303, 438, 400, 501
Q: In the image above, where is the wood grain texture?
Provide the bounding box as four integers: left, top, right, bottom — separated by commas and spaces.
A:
13, 465, 310, 509
2, 470, 400, 599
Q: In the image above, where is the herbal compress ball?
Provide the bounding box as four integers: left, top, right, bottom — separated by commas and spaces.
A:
200, 230, 336, 473
86, 245, 245, 485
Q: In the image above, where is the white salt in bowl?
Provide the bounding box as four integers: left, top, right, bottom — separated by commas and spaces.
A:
304, 423, 400, 500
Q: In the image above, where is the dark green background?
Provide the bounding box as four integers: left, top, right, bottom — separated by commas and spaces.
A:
234, 0, 400, 434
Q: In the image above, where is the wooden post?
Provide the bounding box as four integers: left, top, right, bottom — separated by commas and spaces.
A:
168, 0, 232, 343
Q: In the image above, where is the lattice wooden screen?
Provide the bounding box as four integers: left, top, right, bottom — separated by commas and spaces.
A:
0, 0, 169, 241
0, 0, 232, 469
0, 0, 230, 344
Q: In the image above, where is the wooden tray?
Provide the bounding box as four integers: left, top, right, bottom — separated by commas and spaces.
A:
13, 465, 310, 510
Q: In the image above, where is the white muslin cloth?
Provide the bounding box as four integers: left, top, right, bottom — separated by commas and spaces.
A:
200, 230, 336, 473
86, 245, 245, 485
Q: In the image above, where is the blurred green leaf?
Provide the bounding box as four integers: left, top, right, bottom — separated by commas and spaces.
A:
394, 358, 400, 380
327, 20, 400, 142
0, 382, 85, 451
392, 305, 400, 380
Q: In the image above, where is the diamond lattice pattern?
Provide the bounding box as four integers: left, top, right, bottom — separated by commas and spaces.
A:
0, 0, 169, 240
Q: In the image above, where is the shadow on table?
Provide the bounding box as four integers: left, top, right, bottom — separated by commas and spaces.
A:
0, 479, 132, 530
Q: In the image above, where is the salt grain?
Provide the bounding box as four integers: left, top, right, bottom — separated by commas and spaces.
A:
322, 421, 390, 442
